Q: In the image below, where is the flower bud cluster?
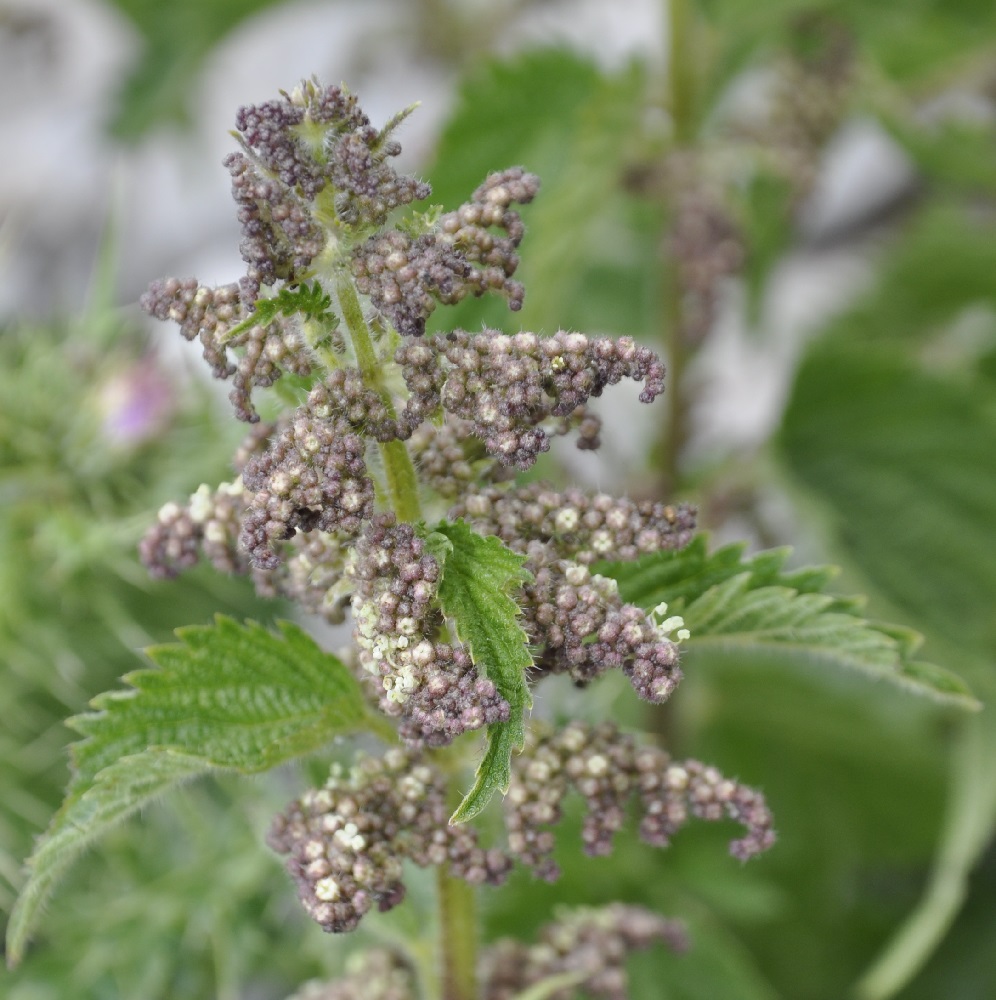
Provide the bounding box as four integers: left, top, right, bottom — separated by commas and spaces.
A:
240, 402, 374, 568
451, 482, 697, 563
522, 560, 683, 702
224, 150, 327, 305
395, 329, 665, 469
140, 278, 240, 378
233, 80, 427, 226
139, 478, 356, 623
406, 416, 485, 498
287, 948, 419, 1000
268, 749, 512, 934
504, 722, 776, 881
139, 277, 314, 422
442, 486, 694, 700
482, 904, 689, 1000
140, 481, 250, 580
347, 516, 509, 744
349, 167, 539, 338
284, 950, 416, 1000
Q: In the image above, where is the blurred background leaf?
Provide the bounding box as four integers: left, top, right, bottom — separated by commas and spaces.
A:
103, 0, 286, 137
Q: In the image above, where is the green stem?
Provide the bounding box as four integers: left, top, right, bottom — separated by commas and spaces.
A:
335, 272, 423, 523
436, 864, 479, 1000
659, 263, 689, 497
655, 0, 698, 497
667, 0, 697, 145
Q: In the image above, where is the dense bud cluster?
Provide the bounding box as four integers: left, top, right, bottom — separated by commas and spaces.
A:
350, 167, 539, 338
523, 560, 683, 701
240, 400, 374, 568
224, 150, 327, 305
268, 749, 512, 934
504, 722, 776, 881
232, 80, 427, 225
482, 904, 689, 1000
346, 515, 509, 743
396, 329, 665, 469
451, 482, 697, 563
406, 416, 487, 498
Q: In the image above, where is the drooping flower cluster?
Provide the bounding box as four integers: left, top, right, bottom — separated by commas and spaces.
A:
269, 731, 771, 938
396, 329, 665, 468
448, 484, 697, 701
450, 482, 697, 564
351, 167, 540, 337
267, 749, 512, 933
504, 722, 776, 882
140, 278, 318, 423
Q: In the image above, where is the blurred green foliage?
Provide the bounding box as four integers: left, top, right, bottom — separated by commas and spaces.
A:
0, 281, 342, 996
104, 0, 286, 136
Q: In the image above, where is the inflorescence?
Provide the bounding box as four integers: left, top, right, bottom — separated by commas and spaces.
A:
285, 904, 687, 1000
139, 79, 775, 982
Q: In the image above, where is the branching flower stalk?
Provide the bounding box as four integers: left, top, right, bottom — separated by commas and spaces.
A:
128, 80, 775, 999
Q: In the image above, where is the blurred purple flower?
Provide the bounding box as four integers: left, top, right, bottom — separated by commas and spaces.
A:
98, 356, 175, 447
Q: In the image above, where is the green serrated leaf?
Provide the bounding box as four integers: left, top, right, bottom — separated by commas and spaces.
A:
598, 537, 977, 710
6, 617, 387, 966
223, 282, 334, 341
599, 535, 834, 611
426, 520, 534, 823
69, 616, 384, 790
5, 751, 207, 968
780, 342, 996, 658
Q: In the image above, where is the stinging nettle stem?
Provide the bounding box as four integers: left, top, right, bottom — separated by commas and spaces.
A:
334, 270, 423, 523
437, 864, 480, 1000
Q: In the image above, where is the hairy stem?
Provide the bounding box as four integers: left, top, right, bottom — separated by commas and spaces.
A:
436, 864, 479, 1000
335, 271, 423, 522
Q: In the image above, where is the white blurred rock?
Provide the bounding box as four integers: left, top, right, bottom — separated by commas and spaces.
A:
798, 117, 918, 243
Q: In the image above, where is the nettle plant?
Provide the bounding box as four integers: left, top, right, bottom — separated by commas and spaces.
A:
7, 80, 969, 1000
